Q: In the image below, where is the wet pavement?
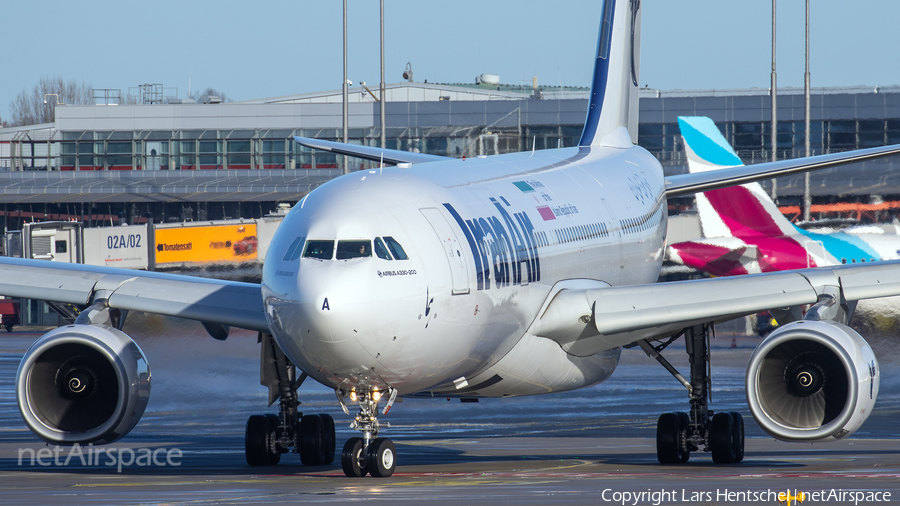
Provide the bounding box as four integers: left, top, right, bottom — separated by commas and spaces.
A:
1, 315, 899, 505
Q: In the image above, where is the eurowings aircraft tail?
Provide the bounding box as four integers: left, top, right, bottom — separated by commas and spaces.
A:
669, 116, 892, 275
679, 116, 796, 241
579, 0, 642, 147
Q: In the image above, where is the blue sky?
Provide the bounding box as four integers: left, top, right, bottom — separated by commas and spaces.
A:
2, 0, 899, 121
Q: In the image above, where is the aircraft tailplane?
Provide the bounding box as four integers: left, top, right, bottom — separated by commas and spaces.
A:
579, 0, 642, 147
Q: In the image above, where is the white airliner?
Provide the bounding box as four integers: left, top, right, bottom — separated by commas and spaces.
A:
4, 0, 900, 478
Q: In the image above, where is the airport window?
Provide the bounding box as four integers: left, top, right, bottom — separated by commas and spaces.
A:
55, 241, 67, 254
336, 240, 372, 260
78, 142, 97, 169
374, 238, 392, 260
263, 140, 287, 169
888, 120, 900, 145
638, 124, 664, 150
383, 236, 408, 260
732, 122, 763, 151
61, 142, 76, 170
227, 140, 251, 169
199, 140, 223, 169
107, 142, 133, 169
828, 120, 857, 151
889, 132, 900, 145
773, 122, 793, 150
858, 120, 885, 149
180, 141, 197, 169
303, 240, 334, 260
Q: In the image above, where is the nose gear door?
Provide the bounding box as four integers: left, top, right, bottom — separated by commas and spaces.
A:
420, 207, 470, 295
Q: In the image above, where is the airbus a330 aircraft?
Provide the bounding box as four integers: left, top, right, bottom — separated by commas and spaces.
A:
4, 0, 900, 478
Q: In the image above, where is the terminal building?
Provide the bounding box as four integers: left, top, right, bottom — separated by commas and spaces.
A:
1, 81, 900, 229
2, 81, 900, 326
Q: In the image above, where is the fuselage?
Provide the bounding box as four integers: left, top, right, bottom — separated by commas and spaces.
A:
261, 144, 667, 396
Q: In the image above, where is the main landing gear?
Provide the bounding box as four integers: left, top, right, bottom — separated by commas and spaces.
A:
245, 334, 336, 467
639, 323, 744, 464
336, 385, 398, 477
245, 334, 398, 477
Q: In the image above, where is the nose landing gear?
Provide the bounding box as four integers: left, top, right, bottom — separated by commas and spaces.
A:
337, 385, 398, 477
641, 324, 744, 464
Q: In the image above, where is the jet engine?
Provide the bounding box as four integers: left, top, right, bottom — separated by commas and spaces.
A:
745, 320, 878, 442
16, 324, 151, 445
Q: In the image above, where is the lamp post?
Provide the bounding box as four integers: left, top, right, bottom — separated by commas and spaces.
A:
803, 0, 812, 222
342, 0, 349, 174
380, 0, 386, 150
770, 0, 778, 202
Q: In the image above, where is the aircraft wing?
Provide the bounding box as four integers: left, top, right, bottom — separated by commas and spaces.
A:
531, 261, 900, 356
294, 136, 448, 165
0, 257, 269, 333
664, 144, 900, 197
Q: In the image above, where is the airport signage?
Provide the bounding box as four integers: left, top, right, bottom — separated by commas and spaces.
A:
154, 223, 258, 265
83, 224, 150, 269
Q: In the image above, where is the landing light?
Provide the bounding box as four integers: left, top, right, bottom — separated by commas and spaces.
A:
350, 389, 357, 401
373, 389, 382, 401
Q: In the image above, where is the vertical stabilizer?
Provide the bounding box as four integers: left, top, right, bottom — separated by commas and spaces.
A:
678, 116, 797, 239
579, 0, 642, 147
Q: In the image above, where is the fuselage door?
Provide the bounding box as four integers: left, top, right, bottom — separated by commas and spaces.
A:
420, 207, 470, 295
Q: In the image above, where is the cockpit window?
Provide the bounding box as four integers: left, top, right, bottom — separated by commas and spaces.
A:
336, 240, 372, 260
303, 240, 334, 260
373, 237, 392, 260
383, 236, 408, 260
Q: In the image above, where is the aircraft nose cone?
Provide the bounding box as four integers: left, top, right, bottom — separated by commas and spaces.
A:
265, 256, 386, 383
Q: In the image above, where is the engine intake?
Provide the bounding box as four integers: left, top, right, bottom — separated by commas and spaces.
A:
746, 320, 878, 441
16, 324, 151, 445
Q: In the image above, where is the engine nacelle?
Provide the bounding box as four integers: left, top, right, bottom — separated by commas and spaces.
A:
16, 324, 151, 445
746, 320, 878, 442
